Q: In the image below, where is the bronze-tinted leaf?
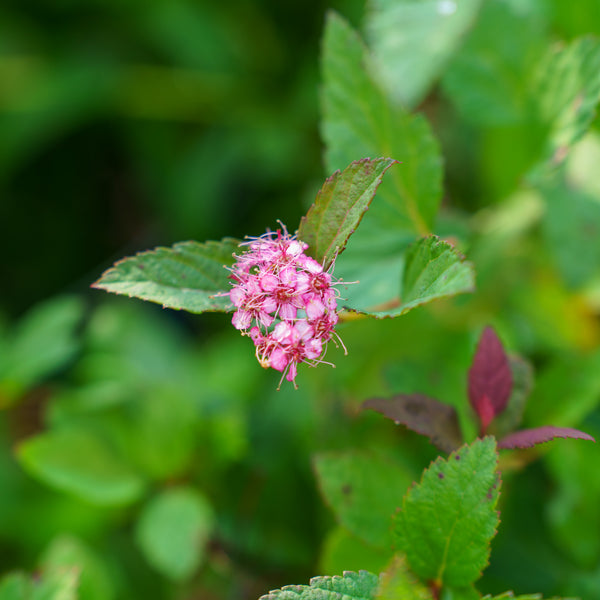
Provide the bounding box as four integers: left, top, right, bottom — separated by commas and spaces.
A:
498, 426, 595, 450
363, 394, 463, 453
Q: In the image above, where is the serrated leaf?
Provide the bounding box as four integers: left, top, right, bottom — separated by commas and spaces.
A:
401, 236, 475, 308
497, 426, 595, 450
17, 428, 145, 506
92, 238, 240, 313
483, 594, 537, 600
393, 438, 500, 588
367, 0, 483, 108
321, 12, 444, 310
347, 236, 475, 317
259, 571, 379, 600
321, 11, 443, 238
363, 394, 463, 453
135, 487, 214, 581
468, 327, 513, 434
375, 555, 432, 600
298, 158, 397, 269
483, 593, 571, 599
313, 451, 413, 548
534, 37, 600, 170
444, 585, 482, 600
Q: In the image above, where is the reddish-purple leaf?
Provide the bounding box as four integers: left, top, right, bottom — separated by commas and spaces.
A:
498, 426, 596, 449
477, 394, 495, 434
468, 327, 513, 433
363, 394, 463, 453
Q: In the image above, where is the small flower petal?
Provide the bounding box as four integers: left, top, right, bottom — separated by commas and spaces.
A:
232, 309, 252, 330
270, 347, 289, 372
305, 295, 326, 320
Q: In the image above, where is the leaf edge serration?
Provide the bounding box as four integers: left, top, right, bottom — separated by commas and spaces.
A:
91, 237, 241, 314
393, 437, 501, 588
298, 157, 398, 270
258, 570, 380, 600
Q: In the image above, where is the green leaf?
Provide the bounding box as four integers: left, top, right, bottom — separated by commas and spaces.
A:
400, 236, 475, 310
540, 181, 600, 288
298, 158, 397, 269
0, 569, 79, 600
367, 0, 483, 108
393, 438, 500, 588
566, 131, 600, 201
40, 535, 114, 600
321, 12, 443, 236
525, 350, 600, 429
33, 569, 79, 600
17, 428, 145, 506
533, 37, 600, 170
34, 568, 79, 600
135, 486, 215, 581
0, 296, 84, 403
259, 571, 380, 600
442, 1, 545, 126
375, 555, 432, 600
321, 13, 445, 310
319, 527, 392, 576
313, 450, 413, 548
546, 424, 600, 568
442, 585, 481, 600
346, 236, 475, 317
0, 574, 28, 600
121, 388, 199, 480
92, 238, 240, 313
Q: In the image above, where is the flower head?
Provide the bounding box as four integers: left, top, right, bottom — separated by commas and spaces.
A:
228, 224, 346, 387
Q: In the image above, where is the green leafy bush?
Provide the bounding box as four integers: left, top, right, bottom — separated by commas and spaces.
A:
2, 1, 600, 599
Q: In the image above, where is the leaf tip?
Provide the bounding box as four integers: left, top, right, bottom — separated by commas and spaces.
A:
498, 426, 596, 450
468, 326, 513, 432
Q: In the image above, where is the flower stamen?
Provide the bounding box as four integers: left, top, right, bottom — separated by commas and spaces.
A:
228, 226, 346, 387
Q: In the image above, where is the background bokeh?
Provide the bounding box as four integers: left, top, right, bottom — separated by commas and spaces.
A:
0, 0, 364, 317
2, 1, 600, 599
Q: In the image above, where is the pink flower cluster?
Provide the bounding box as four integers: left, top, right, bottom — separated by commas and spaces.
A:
228, 226, 345, 386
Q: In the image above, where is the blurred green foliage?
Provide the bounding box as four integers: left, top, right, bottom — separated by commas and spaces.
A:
2, 0, 600, 599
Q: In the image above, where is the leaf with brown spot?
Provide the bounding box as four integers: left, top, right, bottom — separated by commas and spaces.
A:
313, 450, 413, 548
393, 438, 501, 588
363, 394, 463, 453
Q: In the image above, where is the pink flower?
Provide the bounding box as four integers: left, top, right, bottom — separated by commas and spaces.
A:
227, 224, 346, 387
